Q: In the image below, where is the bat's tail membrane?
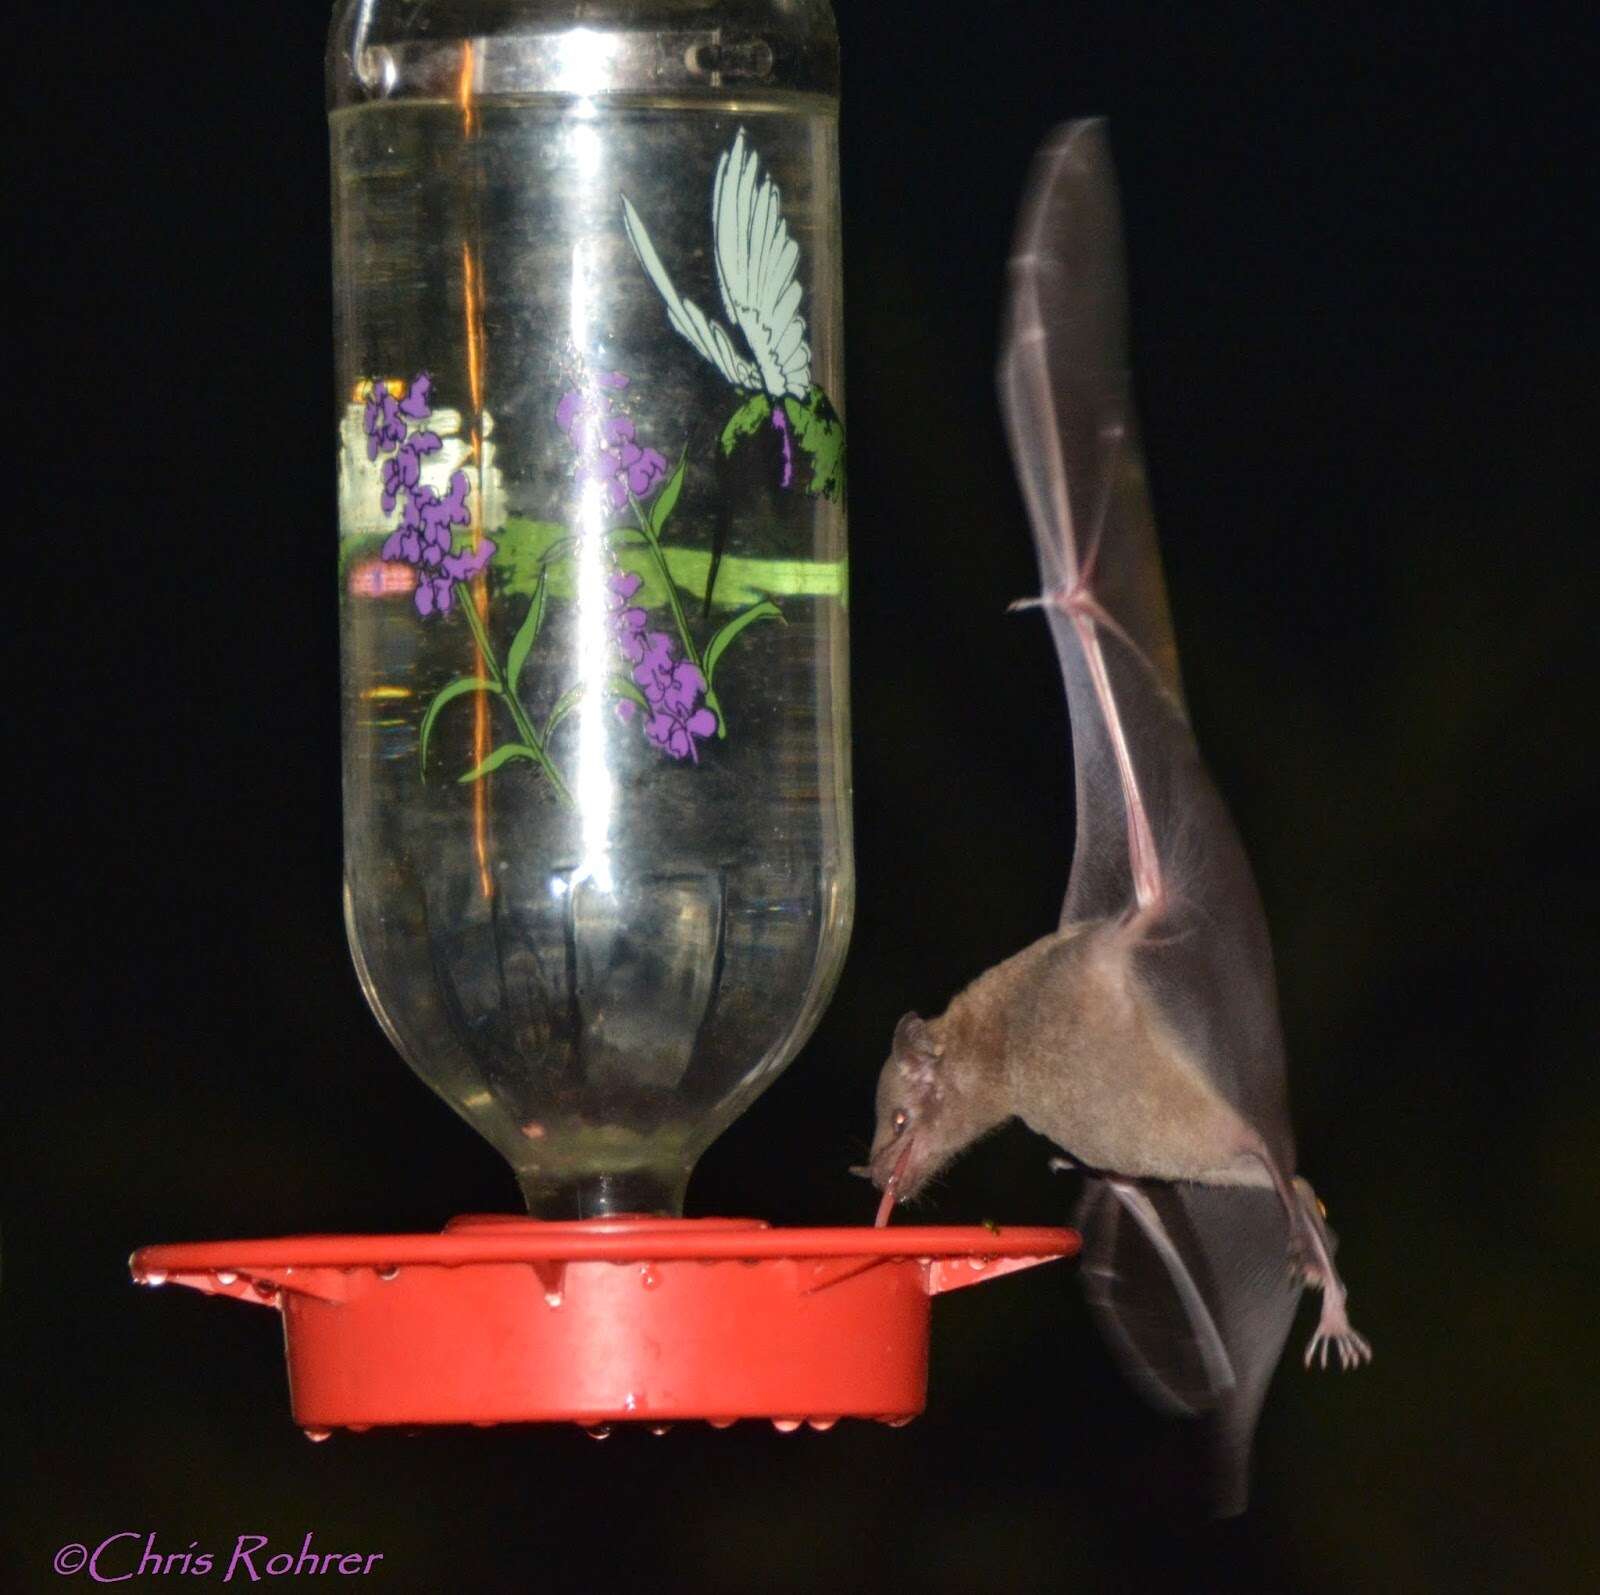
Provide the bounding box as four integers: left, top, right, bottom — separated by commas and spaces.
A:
1077, 1178, 1301, 1516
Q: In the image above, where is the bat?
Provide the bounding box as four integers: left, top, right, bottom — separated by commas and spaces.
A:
859, 120, 1370, 1514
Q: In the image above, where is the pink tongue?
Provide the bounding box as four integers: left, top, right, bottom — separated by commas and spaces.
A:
873, 1139, 916, 1228
873, 1185, 896, 1229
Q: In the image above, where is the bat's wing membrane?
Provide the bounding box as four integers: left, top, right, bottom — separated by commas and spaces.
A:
1001, 123, 1308, 1510
1078, 1180, 1301, 1515
1079, 1180, 1235, 1415
997, 120, 1294, 1151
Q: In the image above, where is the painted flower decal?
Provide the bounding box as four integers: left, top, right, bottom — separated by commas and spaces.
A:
646, 661, 719, 762
367, 372, 493, 617
596, 484, 721, 761
557, 375, 669, 511
351, 132, 837, 808
606, 569, 651, 665
363, 385, 406, 459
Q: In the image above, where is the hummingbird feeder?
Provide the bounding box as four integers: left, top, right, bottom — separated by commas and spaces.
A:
131, 0, 1077, 1435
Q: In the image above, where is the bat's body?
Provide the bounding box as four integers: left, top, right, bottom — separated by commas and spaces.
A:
863, 122, 1369, 1513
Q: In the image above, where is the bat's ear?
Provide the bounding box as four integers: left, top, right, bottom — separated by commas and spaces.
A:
893, 1012, 944, 1082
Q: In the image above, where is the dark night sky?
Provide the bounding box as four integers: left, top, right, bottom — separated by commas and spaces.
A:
10, 2, 1597, 1591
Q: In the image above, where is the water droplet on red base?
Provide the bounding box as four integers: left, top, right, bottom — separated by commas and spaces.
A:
649, 1424, 672, 1437
639, 1266, 660, 1290
772, 1418, 802, 1433
584, 1424, 613, 1441
807, 1417, 839, 1431
376, 1265, 399, 1282
140, 1269, 168, 1287
303, 1428, 332, 1444
215, 1270, 238, 1286
707, 1417, 737, 1429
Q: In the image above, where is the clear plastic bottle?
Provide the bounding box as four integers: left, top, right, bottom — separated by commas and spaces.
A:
328, 0, 849, 1217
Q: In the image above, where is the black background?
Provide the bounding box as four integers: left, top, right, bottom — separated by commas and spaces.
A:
10, 2, 1597, 1591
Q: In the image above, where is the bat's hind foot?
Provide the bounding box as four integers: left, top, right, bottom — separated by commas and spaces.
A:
1289, 1174, 1373, 1372
1248, 1152, 1375, 1373
1305, 1298, 1372, 1371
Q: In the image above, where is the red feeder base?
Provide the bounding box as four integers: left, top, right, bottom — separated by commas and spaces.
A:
130, 1215, 1078, 1432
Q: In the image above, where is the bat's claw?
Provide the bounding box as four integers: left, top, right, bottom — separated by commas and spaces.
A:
1303, 1297, 1372, 1372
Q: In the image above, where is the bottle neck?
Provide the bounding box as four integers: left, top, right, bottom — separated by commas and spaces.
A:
517, 1165, 690, 1220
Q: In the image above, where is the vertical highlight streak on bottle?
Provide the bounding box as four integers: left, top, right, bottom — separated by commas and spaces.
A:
566, 118, 616, 893
457, 39, 479, 140
459, 43, 492, 900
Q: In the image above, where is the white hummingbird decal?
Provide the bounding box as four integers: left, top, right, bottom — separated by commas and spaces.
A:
621, 127, 843, 501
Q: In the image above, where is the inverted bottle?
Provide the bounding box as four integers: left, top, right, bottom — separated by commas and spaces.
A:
329, 0, 852, 1217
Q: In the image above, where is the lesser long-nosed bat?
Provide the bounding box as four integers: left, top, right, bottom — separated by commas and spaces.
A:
861, 121, 1371, 1513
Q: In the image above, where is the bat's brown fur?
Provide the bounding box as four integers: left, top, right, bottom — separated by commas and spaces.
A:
868, 923, 1265, 1201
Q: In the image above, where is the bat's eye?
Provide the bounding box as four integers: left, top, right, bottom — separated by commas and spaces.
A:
892, 1109, 910, 1136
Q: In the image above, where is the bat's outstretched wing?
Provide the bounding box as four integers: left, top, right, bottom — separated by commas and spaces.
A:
997, 119, 1293, 1157
712, 128, 812, 401
999, 121, 1304, 1508
622, 192, 758, 391
1078, 1180, 1300, 1516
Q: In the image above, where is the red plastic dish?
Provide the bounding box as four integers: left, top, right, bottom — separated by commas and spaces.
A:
130, 1215, 1078, 1432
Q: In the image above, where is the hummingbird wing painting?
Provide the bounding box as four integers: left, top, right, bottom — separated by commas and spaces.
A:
622, 127, 844, 515
622, 127, 809, 401
711, 128, 813, 401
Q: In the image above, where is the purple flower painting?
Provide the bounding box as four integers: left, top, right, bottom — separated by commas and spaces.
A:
367, 372, 493, 617
604, 569, 719, 762
363, 385, 406, 459
646, 660, 719, 761
415, 540, 495, 616
365, 360, 773, 804
557, 373, 669, 512
606, 570, 651, 666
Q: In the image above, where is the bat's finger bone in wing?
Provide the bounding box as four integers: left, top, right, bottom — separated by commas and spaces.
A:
1005, 578, 1103, 623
